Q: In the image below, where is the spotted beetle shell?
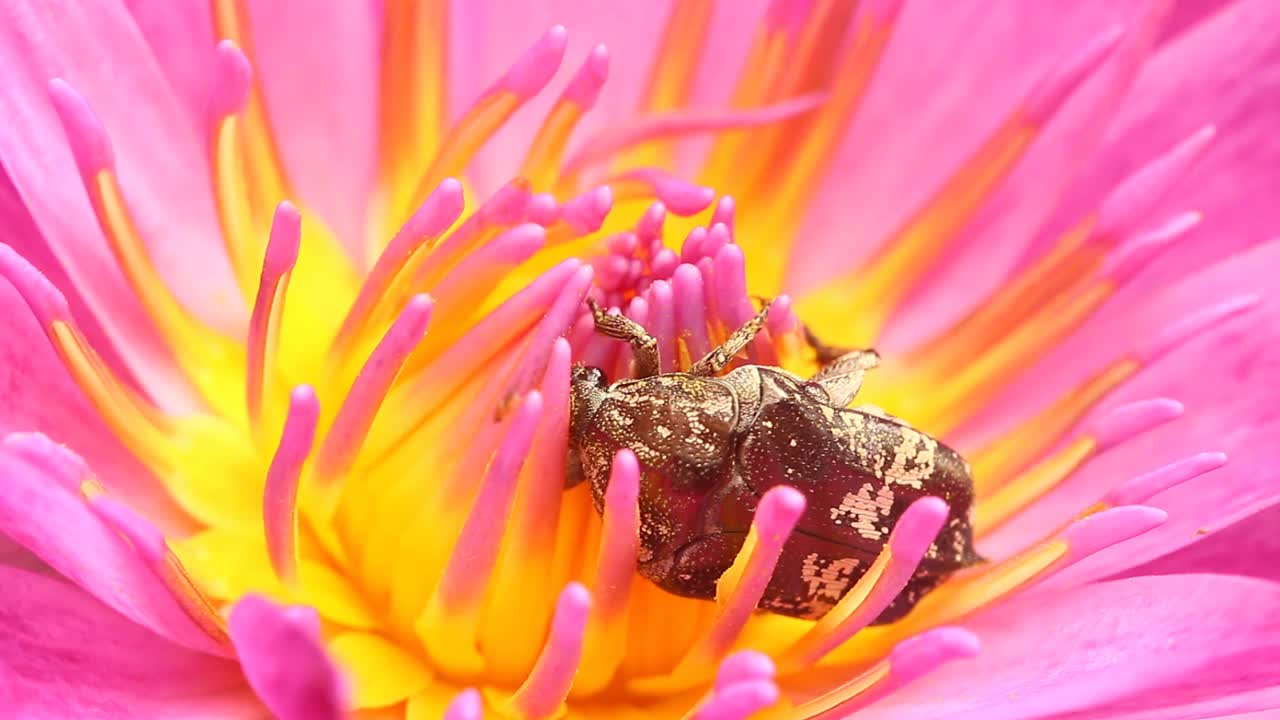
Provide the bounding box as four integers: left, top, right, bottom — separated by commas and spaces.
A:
571, 366, 979, 622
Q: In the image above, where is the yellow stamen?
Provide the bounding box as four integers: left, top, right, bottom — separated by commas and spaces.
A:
211, 113, 265, 298
975, 438, 1096, 534
969, 359, 1139, 493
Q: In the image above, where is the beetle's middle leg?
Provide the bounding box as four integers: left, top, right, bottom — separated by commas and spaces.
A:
690, 301, 772, 377
587, 298, 662, 378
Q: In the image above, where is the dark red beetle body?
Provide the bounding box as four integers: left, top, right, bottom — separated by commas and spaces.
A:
568, 301, 979, 622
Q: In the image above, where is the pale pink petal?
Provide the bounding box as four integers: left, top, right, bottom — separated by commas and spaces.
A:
245, 1, 380, 256
0, 566, 260, 719
969, 240, 1280, 580
857, 574, 1280, 720
0, 279, 183, 528
880, 4, 1171, 350
228, 595, 349, 720
123, 0, 216, 132
788, 0, 1152, 291
0, 444, 222, 653
1031, 0, 1280, 310
1126, 503, 1280, 582
0, 0, 241, 344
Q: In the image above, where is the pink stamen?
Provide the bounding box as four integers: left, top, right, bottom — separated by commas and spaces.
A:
614, 169, 716, 216
1137, 294, 1261, 363
48, 79, 114, 177
672, 263, 713, 359
87, 493, 167, 564
701, 224, 734, 267
1057, 505, 1167, 567
314, 295, 433, 485
246, 202, 301, 428
564, 44, 611, 109
559, 186, 614, 235
646, 280, 678, 372
783, 498, 949, 668
1089, 398, 1183, 450
686, 486, 806, 667
3, 432, 86, 491
1101, 211, 1201, 281
499, 269, 595, 403
563, 94, 825, 175
710, 197, 735, 233
387, 262, 583, 423
711, 243, 752, 329
765, 294, 798, 339
210, 40, 252, 118
429, 391, 544, 613
714, 651, 775, 690
804, 628, 980, 718
0, 244, 72, 326
1094, 127, 1216, 242
429, 223, 547, 303
1024, 27, 1125, 124
637, 202, 667, 243
331, 179, 463, 355
408, 180, 533, 290
650, 248, 680, 282
444, 689, 483, 720
1104, 452, 1228, 507
528, 193, 561, 225
690, 680, 780, 720
492, 26, 569, 98
591, 450, 641, 621
264, 386, 320, 583
508, 583, 592, 719
681, 227, 710, 265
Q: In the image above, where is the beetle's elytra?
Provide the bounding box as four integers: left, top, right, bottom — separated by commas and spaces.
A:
567, 299, 980, 622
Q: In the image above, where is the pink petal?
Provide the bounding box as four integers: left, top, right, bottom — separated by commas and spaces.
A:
969, 239, 1280, 580
228, 595, 349, 720
0, 443, 222, 654
880, 4, 1172, 350
0, 0, 241, 348
245, 1, 380, 258
0, 565, 258, 719
123, 0, 217, 132
1030, 0, 1280, 314
858, 574, 1280, 720
1128, 502, 1280, 582
788, 0, 1152, 292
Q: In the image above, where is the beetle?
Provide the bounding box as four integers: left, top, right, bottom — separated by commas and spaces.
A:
567, 298, 980, 622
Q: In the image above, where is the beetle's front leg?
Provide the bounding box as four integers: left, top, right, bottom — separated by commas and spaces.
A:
587, 298, 662, 378
690, 301, 772, 377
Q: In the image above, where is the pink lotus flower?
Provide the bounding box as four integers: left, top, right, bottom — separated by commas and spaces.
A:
2, 0, 1279, 718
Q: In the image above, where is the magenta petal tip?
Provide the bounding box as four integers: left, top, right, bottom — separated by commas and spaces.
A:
48, 78, 113, 176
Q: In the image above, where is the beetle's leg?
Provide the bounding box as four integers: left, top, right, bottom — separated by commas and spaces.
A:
813, 348, 880, 407
690, 301, 772, 377
587, 298, 662, 378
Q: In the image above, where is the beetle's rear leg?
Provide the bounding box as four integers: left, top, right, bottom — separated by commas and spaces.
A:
587, 298, 662, 378
690, 301, 772, 377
